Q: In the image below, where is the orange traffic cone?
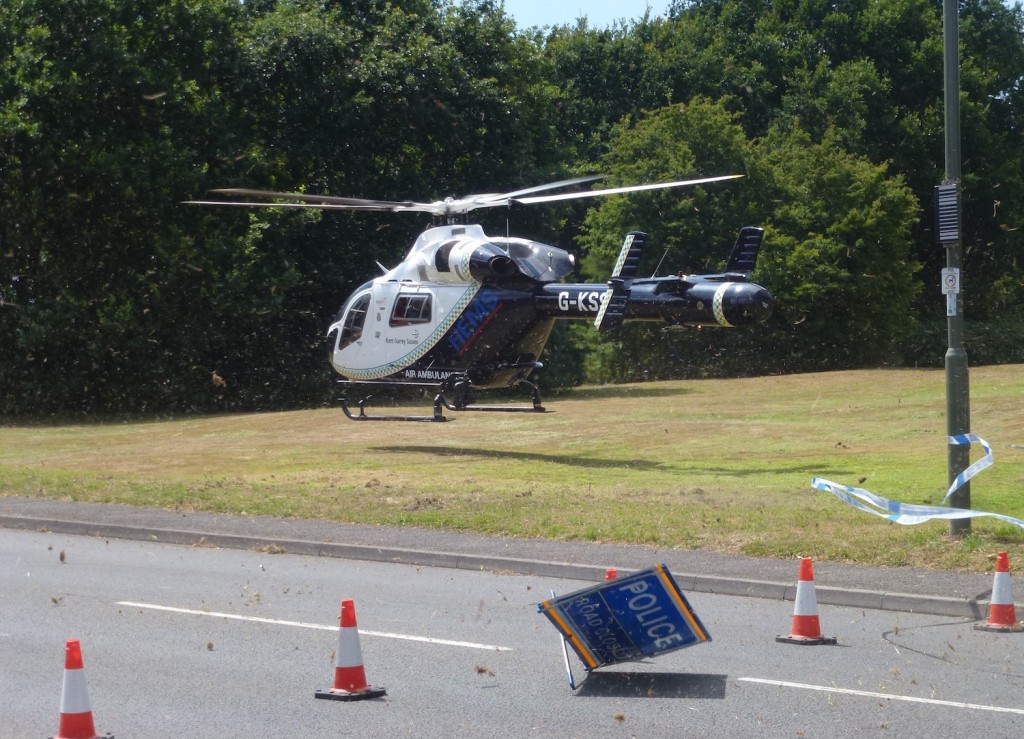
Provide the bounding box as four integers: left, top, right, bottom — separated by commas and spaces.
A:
51, 639, 113, 739
776, 558, 837, 645
315, 599, 387, 701
975, 551, 1024, 633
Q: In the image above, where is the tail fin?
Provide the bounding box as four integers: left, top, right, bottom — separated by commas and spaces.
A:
609, 230, 646, 280
594, 231, 647, 332
724, 227, 764, 277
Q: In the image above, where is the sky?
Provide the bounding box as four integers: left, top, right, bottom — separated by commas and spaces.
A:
498, 0, 670, 29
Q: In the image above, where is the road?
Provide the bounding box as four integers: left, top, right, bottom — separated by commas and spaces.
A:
3, 528, 1023, 737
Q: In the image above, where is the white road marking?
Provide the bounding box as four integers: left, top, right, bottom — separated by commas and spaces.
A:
739, 677, 1024, 715
116, 601, 512, 651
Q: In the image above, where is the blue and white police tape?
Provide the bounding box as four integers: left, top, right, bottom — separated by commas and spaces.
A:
811, 478, 1024, 530
813, 434, 1024, 530
942, 434, 993, 505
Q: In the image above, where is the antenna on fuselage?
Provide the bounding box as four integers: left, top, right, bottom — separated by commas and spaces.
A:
651, 244, 671, 278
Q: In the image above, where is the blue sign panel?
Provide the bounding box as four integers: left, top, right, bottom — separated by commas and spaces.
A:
538, 564, 710, 670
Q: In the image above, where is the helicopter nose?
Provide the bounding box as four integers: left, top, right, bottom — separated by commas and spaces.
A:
722, 282, 774, 325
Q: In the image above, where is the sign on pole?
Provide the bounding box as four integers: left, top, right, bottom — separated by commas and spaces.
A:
942, 267, 960, 316
934, 183, 960, 244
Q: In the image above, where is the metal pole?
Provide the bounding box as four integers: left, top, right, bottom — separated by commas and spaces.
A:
943, 0, 971, 535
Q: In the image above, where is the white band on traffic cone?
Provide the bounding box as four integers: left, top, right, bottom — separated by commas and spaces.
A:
992, 570, 1013, 608
59, 667, 92, 715
793, 578, 818, 616
335, 623, 364, 673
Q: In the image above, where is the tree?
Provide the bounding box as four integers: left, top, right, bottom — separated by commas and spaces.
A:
572, 100, 920, 381
0, 0, 245, 414
750, 124, 921, 370
2, 0, 1021, 417
0, 0, 567, 415
554, 0, 1024, 366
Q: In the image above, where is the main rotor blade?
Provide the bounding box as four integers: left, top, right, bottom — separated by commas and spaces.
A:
473, 175, 606, 204
433, 176, 607, 213
183, 200, 399, 211
206, 188, 419, 210
185, 174, 741, 217
186, 195, 470, 217
513, 174, 743, 205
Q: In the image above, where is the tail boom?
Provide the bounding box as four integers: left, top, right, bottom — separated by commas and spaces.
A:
541, 226, 773, 329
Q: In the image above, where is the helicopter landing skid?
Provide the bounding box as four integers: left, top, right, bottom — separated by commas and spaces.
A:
337, 377, 548, 422
442, 399, 547, 413
339, 395, 450, 422
439, 379, 547, 414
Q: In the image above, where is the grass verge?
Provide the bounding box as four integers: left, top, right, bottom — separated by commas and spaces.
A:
2, 366, 1023, 571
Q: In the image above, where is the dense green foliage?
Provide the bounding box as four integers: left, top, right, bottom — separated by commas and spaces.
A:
1, 0, 1022, 415
574, 101, 920, 379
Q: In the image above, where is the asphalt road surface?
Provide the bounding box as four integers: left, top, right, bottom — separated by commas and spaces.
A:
3, 528, 1023, 738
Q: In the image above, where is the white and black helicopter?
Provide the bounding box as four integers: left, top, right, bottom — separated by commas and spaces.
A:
190, 175, 774, 420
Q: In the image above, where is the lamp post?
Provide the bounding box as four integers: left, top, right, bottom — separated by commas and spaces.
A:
941, 0, 970, 536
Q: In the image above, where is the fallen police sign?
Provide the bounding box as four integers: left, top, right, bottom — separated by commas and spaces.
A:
538, 564, 710, 672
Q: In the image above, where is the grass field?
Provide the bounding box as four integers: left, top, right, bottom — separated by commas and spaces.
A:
2, 365, 1023, 571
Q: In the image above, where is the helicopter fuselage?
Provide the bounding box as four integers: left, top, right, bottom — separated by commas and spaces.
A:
326, 224, 773, 390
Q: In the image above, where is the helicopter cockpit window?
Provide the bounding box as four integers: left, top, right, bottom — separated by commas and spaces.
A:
390, 294, 432, 327
338, 293, 371, 350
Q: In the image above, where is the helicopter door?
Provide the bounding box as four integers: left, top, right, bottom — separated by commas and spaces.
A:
329, 287, 377, 376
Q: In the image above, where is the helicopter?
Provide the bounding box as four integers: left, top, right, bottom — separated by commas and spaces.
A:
189, 175, 774, 421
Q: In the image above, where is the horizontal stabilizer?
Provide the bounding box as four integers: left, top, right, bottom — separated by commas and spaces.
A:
724, 227, 764, 277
